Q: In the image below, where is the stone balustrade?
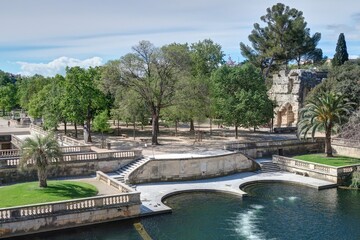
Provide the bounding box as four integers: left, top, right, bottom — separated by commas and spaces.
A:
0, 149, 20, 158
0, 150, 142, 168
226, 138, 319, 150
0, 146, 92, 159
0, 191, 141, 223
60, 135, 83, 146
272, 155, 360, 183
96, 171, 134, 193
273, 155, 337, 175
29, 124, 48, 137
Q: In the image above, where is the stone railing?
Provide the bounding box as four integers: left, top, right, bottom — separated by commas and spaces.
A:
226, 138, 320, 150
0, 146, 91, 159
29, 124, 48, 136
60, 135, 83, 146
96, 171, 134, 193
332, 138, 360, 148
0, 150, 142, 168
273, 155, 360, 183
273, 155, 337, 176
60, 145, 92, 153
0, 149, 20, 158
0, 191, 141, 223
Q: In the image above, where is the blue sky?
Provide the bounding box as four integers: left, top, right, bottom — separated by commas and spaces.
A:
1, 0, 360, 76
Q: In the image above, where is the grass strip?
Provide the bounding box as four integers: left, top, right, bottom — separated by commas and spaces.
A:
0, 180, 98, 208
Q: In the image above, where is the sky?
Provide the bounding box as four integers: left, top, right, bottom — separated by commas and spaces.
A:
1, 0, 360, 76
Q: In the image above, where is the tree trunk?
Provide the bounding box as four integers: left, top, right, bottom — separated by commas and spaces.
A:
175, 120, 178, 136
235, 125, 238, 139
264, 57, 274, 80
38, 169, 48, 188
86, 105, 92, 142
325, 126, 333, 157
133, 117, 136, 140
151, 113, 159, 145
190, 119, 195, 132
74, 122, 78, 139
64, 121, 67, 135
210, 118, 212, 136
117, 119, 120, 136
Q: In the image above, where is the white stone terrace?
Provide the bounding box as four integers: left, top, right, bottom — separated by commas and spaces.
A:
135, 158, 337, 215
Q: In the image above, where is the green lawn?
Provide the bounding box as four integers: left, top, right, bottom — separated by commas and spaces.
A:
0, 181, 98, 208
293, 154, 360, 167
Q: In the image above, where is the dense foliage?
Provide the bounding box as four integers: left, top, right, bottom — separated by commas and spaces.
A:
240, 3, 322, 80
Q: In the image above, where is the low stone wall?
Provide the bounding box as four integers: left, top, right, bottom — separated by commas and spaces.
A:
0, 172, 141, 239
128, 152, 258, 184
226, 139, 324, 158
272, 155, 360, 184
0, 146, 92, 158
331, 138, 360, 158
0, 150, 142, 183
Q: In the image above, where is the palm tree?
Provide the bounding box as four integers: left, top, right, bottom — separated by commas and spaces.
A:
19, 133, 62, 187
297, 92, 354, 157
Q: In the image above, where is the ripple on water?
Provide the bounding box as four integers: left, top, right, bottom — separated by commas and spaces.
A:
233, 204, 269, 240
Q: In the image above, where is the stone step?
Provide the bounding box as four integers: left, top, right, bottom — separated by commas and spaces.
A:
259, 162, 281, 172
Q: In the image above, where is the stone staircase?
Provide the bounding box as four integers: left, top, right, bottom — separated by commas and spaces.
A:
258, 161, 281, 173
112, 157, 151, 187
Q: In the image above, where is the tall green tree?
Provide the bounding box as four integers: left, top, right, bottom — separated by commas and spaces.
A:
0, 84, 17, 115
19, 133, 62, 188
185, 39, 225, 131
212, 64, 273, 138
64, 67, 107, 142
119, 41, 188, 145
332, 33, 349, 67
27, 75, 66, 130
298, 92, 354, 157
240, 3, 321, 79
17, 75, 50, 110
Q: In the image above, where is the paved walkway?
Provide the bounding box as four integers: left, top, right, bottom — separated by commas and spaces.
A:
136, 171, 337, 215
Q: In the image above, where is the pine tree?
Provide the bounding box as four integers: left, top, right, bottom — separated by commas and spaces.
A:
332, 33, 349, 66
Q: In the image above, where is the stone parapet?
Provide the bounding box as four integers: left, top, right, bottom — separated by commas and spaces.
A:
272, 155, 360, 184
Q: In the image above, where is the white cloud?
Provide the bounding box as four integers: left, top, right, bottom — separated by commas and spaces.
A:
17, 56, 103, 77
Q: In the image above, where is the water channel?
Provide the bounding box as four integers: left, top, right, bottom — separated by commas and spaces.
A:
22, 183, 360, 240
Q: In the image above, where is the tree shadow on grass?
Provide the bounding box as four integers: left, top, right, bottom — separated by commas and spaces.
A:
42, 182, 98, 199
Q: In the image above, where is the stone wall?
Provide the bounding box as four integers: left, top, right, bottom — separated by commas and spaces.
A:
331, 138, 360, 158
0, 151, 141, 184
0, 188, 141, 239
273, 155, 360, 184
268, 70, 325, 127
128, 152, 258, 184
226, 139, 325, 158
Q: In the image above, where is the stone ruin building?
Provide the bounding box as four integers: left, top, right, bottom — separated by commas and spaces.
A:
268, 69, 327, 128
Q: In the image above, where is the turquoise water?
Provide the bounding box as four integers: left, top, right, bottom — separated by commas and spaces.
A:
21, 183, 360, 240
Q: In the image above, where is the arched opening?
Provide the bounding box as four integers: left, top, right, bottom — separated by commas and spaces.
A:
276, 103, 295, 127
